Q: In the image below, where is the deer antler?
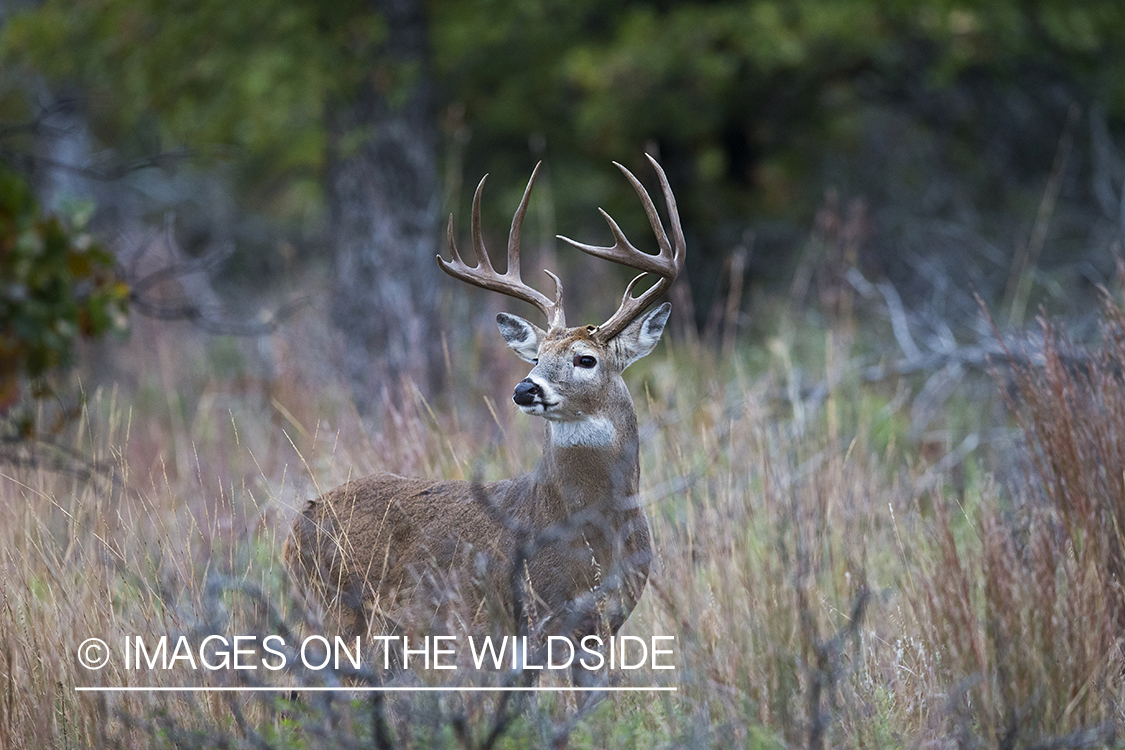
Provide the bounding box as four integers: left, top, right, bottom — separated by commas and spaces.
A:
438, 162, 565, 329
557, 154, 685, 342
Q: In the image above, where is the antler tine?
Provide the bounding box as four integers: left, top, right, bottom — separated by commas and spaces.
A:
510, 163, 566, 328
438, 163, 566, 329
470, 175, 495, 275
615, 159, 672, 259
644, 153, 686, 267
506, 163, 535, 281
556, 156, 685, 341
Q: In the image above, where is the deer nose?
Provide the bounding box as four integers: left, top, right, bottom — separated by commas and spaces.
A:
513, 379, 540, 406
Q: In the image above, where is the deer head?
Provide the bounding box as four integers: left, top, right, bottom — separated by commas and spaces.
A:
438, 155, 685, 442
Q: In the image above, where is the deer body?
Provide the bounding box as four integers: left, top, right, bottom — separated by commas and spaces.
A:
285, 156, 683, 670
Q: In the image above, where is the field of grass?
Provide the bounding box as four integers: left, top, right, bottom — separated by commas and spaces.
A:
2, 282, 1125, 749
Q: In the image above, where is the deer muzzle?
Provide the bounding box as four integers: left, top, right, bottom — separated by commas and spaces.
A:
513, 378, 541, 407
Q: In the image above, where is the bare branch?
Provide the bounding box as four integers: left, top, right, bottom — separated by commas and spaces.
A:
121, 215, 309, 337
0, 145, 193, 181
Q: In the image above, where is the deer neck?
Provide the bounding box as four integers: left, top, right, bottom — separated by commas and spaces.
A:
534, 380, 640, 518
529, 380, 651, 625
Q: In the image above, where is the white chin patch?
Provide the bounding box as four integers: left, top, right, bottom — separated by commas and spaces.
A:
551, 417, 616, 448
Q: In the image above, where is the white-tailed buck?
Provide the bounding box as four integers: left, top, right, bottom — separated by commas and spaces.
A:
285, 155, 684, 677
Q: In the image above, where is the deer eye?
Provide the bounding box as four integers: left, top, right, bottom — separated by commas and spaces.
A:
574, 354, 597, 369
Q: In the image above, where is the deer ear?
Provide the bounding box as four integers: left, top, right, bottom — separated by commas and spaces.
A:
615, 303, 671, 369
497, 313, 544, 363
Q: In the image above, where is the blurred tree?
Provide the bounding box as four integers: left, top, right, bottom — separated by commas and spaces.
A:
328, 0, 442, 412
1, 0, 442, 414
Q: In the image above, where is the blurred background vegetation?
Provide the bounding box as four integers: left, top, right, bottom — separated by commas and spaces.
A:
4, 1, 1125, 747
2, 0, 1124, 409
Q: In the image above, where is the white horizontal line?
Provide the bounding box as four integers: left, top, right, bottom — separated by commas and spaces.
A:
76, 686, 676, 693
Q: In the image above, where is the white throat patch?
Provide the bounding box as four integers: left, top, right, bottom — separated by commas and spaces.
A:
551, 417, 616, 448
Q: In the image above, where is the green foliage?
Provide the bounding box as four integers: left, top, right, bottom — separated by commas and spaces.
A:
1, 0, 383, 216
0, 165, 127, 414
433, 0, 1125, 212
6, 0, 1124, 225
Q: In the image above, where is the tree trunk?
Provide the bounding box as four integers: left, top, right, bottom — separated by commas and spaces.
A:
328, 0, 441, 416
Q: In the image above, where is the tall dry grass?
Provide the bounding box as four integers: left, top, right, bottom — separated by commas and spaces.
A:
2, 291, 1125, 748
